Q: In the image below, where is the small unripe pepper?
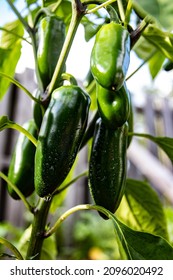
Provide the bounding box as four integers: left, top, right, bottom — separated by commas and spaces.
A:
90, 21, 130, 90
89, 118, 128, 219
97, 82, 130, 129
37, 15, 66, 90
7, 119, 37, 200
35, 85, 91, 197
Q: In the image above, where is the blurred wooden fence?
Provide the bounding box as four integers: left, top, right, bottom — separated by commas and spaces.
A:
0, 68, 173, 228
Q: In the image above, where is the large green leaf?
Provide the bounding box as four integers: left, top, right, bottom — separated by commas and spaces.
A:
133, 36, 156, 60
117, 179, 168, 240
133, 133, 173, 164
88, 205, 173, 259
133, 0, 173, 30
0, 20, 24, 100
112, 215, 173, 260
143, 25, 173, 61
134, 0, 160, 18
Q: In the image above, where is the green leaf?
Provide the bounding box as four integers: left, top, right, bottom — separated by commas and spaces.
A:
133, 0, 160, 22
0, 20, 24, 100
133, 0, 173, 30
148, 50, 165, 79
0, 115, 13, 131
54, 0, 72, 25
117, 179, 168, 240
112, 215, 173, 260
133, 133, 173, 164
164, 207, 173, 245
143, 25, 173, 61
158, 0, 173, 30
133, 36, 156, 61
82, 17, 102, 42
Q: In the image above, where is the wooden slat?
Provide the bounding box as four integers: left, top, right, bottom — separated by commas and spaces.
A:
127, 139, 173, 204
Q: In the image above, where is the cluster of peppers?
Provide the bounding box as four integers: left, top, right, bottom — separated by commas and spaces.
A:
7, 8, 133, 220
89, 19, 132, 219
7, 13, 91, 200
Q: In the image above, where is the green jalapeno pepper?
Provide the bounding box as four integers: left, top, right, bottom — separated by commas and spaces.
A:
97, 82, 130, 129
7, 119, 37, 200
35, 85, 91, 197
89, 118, 128, 219
90, 21, 130, 90
37, 15, 66, 90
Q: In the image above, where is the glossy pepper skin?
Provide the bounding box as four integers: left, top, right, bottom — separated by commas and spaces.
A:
35, 85, 91, 197
7, 120, 37, 200
32, 89, 45, 131
37, 15, 66, 90
97, 82, 130, 129
127, 92, 134, 147
89, 118, 128, 219
91, 21, 130, 90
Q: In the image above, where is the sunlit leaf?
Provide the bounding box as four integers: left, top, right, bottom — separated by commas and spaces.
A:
133, 133, 173, 164
148, 50, 165, 79
117, 179, 168, 240
143, 25, 173, 61
133, 0, 173, 29
0, 20, 24, 100
111, 214, 173, 260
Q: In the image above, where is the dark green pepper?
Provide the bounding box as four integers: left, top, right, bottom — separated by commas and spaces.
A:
7, 119, 37, 200
97, 82, 130, 129
127, 91, 134, 147
35, 85, 91, 197
89, 118, 128, 219
32, 89, 45, 131
90, 21, 130, 90
37, 15, 66, 90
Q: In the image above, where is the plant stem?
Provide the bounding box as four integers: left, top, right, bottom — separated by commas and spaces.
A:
117, 0, 125, 22
86, 0, 117, 14
126, 50, 155, 81
11, 123, 37, 147
53, 170, 88, 195
26, 197, 52, 260
0, 172, 34, 213
0, 27, 31, 44
51, 0, 63, 13
124, 0, 132, 25
0, 72, 39, 103
47, 0, 86, 96
6, 0, 44, 92
6, 0, 31, 33
0, 237, 23, 260
44, 204, 110, 238
130, 16, 154, 49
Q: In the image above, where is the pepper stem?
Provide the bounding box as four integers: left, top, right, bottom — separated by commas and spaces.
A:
44, 204, 112, 238
26, 198, 52, 260
0, 72, 40, 103
106, 5, 120, 23
47, 0, 86, 97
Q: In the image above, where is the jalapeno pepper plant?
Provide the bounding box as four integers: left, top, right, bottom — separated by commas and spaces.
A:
0, 0, 173, 261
